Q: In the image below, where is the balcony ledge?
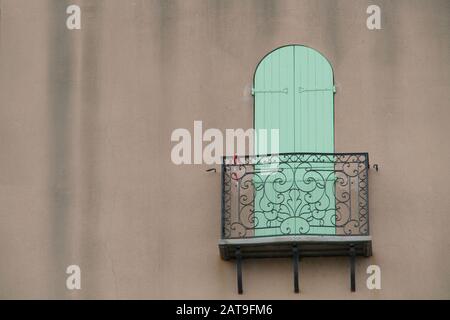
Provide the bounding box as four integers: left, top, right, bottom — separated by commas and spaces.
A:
219, 235, 372, 260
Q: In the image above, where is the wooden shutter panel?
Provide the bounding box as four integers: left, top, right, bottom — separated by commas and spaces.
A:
254, 45, 295, 154
294, 46, 334, 153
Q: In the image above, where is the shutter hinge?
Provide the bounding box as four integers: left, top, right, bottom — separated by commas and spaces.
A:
298, 85, 336, 93
252, 87, 288, 95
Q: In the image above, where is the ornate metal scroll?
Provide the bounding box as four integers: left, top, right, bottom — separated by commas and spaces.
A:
221, 153, 369, 239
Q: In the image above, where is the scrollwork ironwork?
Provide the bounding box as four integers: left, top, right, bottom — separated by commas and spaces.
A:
221, 153, 369, 239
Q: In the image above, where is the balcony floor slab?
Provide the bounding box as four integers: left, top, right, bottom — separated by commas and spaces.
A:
219, 235, 372, 260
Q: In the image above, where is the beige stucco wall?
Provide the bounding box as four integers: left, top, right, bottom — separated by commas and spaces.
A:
0, 0, 449, 299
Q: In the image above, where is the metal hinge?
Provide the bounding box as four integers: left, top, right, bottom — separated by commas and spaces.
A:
298, 85, 336, 93
251, 87, 288, 95
251, 86, 336, 96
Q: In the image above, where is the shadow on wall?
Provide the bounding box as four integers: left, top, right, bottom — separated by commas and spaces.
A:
47, 0, 103, 298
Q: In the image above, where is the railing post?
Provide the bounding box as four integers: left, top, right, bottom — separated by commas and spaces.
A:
220, 160, 225, 239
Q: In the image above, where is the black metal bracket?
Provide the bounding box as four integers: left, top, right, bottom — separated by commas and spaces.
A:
206, 168, 217, 173
292, 245, 299, 293
236, 247, 243, 294
349, 244, 356, 292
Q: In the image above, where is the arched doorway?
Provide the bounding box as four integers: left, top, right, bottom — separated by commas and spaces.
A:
253, 45, 336, 236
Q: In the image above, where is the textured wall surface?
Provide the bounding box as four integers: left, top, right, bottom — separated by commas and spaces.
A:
0, 0, 449, 299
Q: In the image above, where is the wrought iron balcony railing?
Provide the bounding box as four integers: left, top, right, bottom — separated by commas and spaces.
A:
218, 152, 372, 293
221, 152, 370, 240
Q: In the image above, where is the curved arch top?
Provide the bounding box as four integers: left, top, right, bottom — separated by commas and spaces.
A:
253, 44, 334, 84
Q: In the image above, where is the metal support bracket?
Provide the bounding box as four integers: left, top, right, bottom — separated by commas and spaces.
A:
292, 245, 299, 293
236, 247, 243, 294
349, 244, 356, 292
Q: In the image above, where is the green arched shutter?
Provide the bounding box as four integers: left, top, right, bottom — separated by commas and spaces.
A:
253, 45, 335, 236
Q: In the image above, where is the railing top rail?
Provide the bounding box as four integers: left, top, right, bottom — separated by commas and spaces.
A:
222, 152, 369, 161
